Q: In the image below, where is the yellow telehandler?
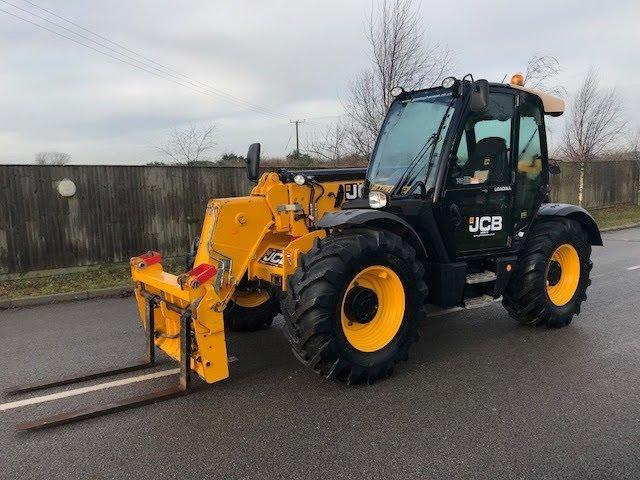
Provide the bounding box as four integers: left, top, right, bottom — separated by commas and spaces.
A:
10, 74, 602, 430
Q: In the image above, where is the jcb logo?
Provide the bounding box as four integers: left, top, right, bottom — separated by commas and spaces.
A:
345, 182, 363, 200
260, 249, 284, 266
469, 216, 502, 237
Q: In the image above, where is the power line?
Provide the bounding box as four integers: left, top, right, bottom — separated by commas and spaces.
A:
22, 0, 183, 70
1, 0, 285, 119
0, 0, 288, 120
0, 8, 225, 99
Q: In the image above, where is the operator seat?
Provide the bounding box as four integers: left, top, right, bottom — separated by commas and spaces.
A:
462, 136, 508, 184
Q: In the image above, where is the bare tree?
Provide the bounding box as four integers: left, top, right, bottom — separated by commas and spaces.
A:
158, 124, 217, 165
522, 55, 565, 95
520, 55, 565, 150
345, 0, 453, 157
306, 120, 350, 166
35, 151, 71, 165
563, 70, 623, 205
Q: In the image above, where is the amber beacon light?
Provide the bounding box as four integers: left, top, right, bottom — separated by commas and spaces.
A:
510, 72, 525, 86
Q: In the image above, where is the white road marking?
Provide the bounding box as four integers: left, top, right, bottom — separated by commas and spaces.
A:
627, 265, 640, 271
0, 368, 179, 412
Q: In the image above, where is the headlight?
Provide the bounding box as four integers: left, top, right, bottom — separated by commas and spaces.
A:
293, 174, 306, 185
390, 86, 404, 97
368, 191, 388, 209
441, 76, 457, 89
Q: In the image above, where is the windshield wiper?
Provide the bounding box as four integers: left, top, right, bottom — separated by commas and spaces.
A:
392, 100, 455, 196
391, 134, 437, 196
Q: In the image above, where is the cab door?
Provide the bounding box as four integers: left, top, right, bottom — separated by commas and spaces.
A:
440, 90, 516, 258
512, 92, 548, 243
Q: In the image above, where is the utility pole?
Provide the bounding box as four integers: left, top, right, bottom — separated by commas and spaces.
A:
290, 120, 305, 155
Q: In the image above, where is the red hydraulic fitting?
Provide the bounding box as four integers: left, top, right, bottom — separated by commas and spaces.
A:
185, 263, 217, 288
132, 251, 162, 268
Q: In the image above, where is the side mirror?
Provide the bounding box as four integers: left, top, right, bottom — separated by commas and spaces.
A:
245, 143, 261, 182
548, 160, 561, 175
470, 79, 489, 112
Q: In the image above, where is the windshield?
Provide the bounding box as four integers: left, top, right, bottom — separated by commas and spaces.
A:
368, 89, 456, 194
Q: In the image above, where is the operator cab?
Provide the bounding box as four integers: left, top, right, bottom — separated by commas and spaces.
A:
362, 74, 565, 261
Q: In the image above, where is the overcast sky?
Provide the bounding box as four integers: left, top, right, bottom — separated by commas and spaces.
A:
1, 0, 638, 165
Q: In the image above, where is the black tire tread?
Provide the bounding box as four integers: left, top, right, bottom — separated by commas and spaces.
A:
282, 229, 427, 385
503, 218, 592, 328
224, 292, 280, 332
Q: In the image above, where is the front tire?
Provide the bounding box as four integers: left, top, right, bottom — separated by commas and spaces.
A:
503, 218, 592, 328
282, 229, 427, 384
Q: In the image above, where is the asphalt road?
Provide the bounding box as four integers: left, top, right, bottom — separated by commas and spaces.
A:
2, 227, 640, 480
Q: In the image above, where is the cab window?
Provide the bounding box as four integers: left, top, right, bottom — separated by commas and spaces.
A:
448, 92, 514, 187
515, 94, 545, 224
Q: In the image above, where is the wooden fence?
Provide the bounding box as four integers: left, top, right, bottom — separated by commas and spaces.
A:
1, 159, 638, 275
0, 165, 260, 275
548, 160, 639, 207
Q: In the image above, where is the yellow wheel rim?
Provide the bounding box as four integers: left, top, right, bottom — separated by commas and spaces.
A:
341, 265, 405, 352
546, 244, 580, 307
234, 289, 270, 308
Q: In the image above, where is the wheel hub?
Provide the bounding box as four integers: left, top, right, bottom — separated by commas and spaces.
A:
547, 260, 562, 286
545, 243, 581, 307
344, 286, 378, 324
340, 265, 406, 353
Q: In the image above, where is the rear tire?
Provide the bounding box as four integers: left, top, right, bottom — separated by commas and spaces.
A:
282, 229, 427, 385
503, 218, 592, 328
224, 287, 280, 332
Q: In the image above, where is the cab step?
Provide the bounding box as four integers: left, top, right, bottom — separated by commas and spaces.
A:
464, 294, 496, 309
465, 270, 497, 284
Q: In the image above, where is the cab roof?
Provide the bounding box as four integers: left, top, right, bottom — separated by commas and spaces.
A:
506, 84, 565, 117
401, 78, 565, 117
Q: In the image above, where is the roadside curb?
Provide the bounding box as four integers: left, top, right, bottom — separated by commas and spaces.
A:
600, 222, 640, 233
0, 286, 133, 310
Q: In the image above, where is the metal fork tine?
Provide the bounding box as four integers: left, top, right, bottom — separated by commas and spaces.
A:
16, 386, 188, 431
5, 362, 154, 396
6, 298, 158, 397
14, 310, 193, 432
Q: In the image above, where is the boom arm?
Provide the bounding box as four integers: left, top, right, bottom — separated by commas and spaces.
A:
130, 170, 365, 383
